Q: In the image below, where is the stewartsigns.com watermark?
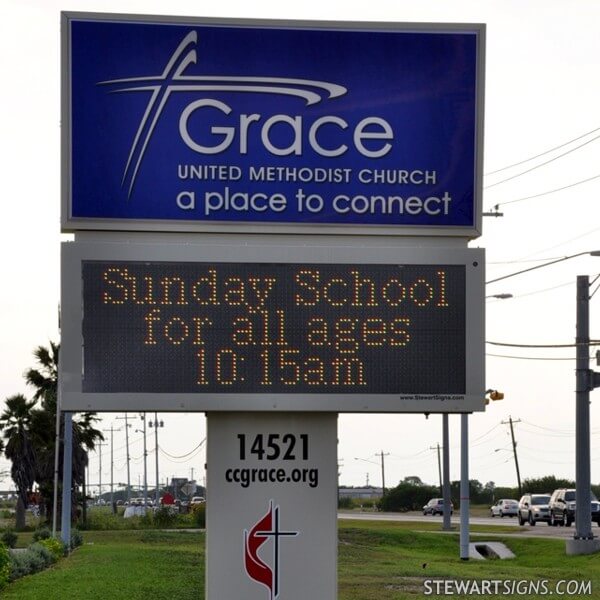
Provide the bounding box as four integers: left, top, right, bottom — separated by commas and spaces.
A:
424, 579, 592, 596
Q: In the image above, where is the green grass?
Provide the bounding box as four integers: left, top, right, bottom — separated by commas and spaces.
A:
339, 518, 521, 534
2, 530, 204, 600
337, 520, 598, 599
4, 521, 599, 599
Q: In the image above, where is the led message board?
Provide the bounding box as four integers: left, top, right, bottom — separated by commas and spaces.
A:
62, 13, 485, 236
83, 262, 464, 394
61, 242, 485, 412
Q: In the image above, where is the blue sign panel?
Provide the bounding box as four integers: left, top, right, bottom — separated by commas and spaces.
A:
63, 14, 484, 234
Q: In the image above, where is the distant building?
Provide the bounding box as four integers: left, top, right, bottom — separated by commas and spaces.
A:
338, 486, 383, 499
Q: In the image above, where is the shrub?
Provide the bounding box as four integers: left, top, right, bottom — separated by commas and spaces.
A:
140, 509, 154, 527
70, 528, 84, 549
38, 537, 66, 561
83, 507, 138, 530
9, 544, 52, 581
1, 529, 18, 549
0, 542, 10, 590
338, 496, 353, 509
28, 542, 56, 566
191, 503, 205, 528
32, 526, 51, 542
153, 506, 178, 528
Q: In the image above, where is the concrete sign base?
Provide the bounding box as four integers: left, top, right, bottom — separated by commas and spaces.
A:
206, 412, 338, 599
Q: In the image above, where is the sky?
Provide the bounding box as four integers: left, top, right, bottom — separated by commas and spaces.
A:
1, 0, 599, 497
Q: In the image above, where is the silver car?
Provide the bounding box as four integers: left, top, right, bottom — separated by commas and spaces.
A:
518, 493, 551, 526
490, 498, 519, 518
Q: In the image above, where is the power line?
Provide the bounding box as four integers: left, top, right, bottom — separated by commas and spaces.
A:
486, 353, 579, 361
493, 172, 600, 207
469, 431, 507, 449
470, 422, 501, 443
519, 425, 573, 439
484, 132, 600, 189
158, 439, 206, 460
486, 250, 599, 284
511, 281, 573, 299
485, 125, 600, 176
488, 256, 572, 265
515, 227, 600, 263
487, 340, 600, 348
388, 448, 430, 460
520, 420, 573, 434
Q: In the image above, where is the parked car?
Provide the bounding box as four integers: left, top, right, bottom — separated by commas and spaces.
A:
548, 488, 600, 527
422, 498, 453, 516
517, 493, 551, 526
490, 499, 519, 518
190, 496, 206, 506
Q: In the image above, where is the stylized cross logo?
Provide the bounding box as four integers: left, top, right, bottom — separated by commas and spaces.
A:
97, 31, 346, 198
244, 500, 299, 600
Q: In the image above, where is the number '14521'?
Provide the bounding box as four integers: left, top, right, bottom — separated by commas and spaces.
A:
237, 434, 309, 461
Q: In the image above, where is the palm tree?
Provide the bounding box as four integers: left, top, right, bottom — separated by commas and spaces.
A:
24, 342, 59, 410
0, 394, 38, 529
24, 342, 103, 523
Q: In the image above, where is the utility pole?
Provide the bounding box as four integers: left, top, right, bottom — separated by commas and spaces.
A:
135, 415, 148, 508
376, 450, 389, 495
430, 443, 442, 493
142, 414, 148, 508
501, 417, 522, 497
573, 275, 600, 546
103, 425, 121, 512
115, 415, 132, 502
336, 459, 343, 505
97, 442, 107, 502
149, 413, 164, 506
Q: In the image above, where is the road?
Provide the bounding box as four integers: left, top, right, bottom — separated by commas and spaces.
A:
338, 511, 596, 540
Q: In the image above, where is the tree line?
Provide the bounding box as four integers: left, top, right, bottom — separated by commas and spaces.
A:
379, 476, 600, 512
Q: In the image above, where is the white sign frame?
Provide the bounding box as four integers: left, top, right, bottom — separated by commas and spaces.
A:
60, 237, 485, 413
61, 12, 485, 238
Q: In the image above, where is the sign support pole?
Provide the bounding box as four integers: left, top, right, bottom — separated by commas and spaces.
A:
61, 411, 73, 548
460, 413, 470, 559
442, 414, 451, 530
51, 393, 62, 537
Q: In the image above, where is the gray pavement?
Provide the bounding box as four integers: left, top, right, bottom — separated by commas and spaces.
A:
337, 510, 600, 540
